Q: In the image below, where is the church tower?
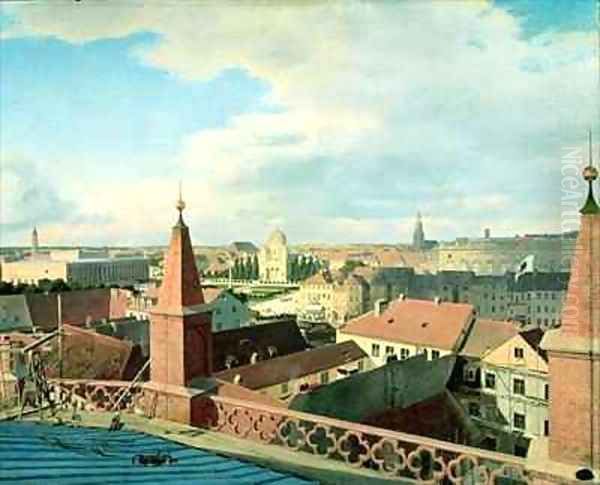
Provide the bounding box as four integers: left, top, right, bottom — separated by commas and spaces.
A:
412, 212, 425, 250
542, 131, 600, 469
149, 188, 213, 387
31, 226, 39, 254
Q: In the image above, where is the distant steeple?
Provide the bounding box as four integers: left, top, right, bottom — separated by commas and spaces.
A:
581, 128, 599, 215
31, 226, 39, 254
412, 212, 425, 250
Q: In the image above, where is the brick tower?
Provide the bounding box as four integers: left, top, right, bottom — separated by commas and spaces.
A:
149, 188, 213, 387
542, 132, 600, 469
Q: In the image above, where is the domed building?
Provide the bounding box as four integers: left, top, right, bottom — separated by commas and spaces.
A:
258, 229, 290, 283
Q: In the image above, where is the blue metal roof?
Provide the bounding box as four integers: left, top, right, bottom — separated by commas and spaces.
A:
0, 422, 316, 484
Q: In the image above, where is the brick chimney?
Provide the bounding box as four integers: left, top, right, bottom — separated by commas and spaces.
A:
149, 189, 213, 387
542, 133, 600, 469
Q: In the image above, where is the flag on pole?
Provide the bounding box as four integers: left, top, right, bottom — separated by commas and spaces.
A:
515, 255, 535, 281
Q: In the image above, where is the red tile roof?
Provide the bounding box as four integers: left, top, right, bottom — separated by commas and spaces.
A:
56, 324, 135, 380
156, 218, 205, 311
460, 319, 518, 358
215, 341, 366, 390
340, 298, 475, 351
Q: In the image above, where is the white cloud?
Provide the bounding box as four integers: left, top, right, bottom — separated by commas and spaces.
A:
2, 1, 597, 245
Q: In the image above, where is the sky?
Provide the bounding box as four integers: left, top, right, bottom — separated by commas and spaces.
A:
0, 0, 598, 247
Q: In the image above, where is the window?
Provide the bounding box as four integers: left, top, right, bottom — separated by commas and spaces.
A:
544, 384, 549, 401
514, 347, 524, 359
485, 372, 496, 389
544, 420, 550, 436
232, 305, 237, 313
320, 371, 329, 385
431, 350, 440, 360
281, 382, 289, 395
400, 348, 410, 360
468, 402, 480, 417
385, 345, 395, 355
513, 378, 526, 395
422, 348, 428, 359
371, 344, 380, 358
513, 412, 526, 430
357, 360, 364, 371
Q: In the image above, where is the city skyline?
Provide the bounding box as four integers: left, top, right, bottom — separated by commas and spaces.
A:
1, 0, 598, 247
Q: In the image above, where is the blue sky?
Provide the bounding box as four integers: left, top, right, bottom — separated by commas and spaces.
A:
1, 0, 598, 246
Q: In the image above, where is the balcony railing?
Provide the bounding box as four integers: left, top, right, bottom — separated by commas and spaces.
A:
50, 379, 532, 483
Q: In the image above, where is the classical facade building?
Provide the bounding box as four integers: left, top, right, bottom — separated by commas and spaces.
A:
1, 246, 149, 287
258, 229, 290, 283
431, 234, 576, 275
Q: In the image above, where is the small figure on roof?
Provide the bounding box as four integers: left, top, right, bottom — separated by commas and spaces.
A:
109, 412, 124, 431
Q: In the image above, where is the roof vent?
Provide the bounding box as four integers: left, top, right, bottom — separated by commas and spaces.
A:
421, 322, 430, 328
434, 297, 442, 305
399, 293, 406, 301
387, 318, 394, 324
233, 374, 242, 385
374, 299, 389, 316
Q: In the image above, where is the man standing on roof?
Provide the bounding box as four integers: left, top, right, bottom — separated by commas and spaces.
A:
13, 342, 27, 408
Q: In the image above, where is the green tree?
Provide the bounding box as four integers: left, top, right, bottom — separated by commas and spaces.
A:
251, 254, 259, 280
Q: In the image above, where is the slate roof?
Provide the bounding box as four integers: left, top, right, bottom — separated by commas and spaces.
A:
340, 298, 475, 351
212, 319, 308, 372
0, 295, 33, 332
230, 241, 259, 254
50, 324, 140, 380
459, 319, 518, 359
520, 328, 548, 362
215, 341, 366, 390
25, 289, 113, 330
290, 354, 456, 422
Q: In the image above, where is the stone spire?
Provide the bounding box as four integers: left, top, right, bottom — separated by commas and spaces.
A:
149, 186, 213, 388
31, 226, 39, 254
541, 130, 600, 468
156, 186, 205, 313
412, 211, 425, 250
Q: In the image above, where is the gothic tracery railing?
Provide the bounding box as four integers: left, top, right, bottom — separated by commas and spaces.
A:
193, 395, 529, 484
49, 380, 530, 484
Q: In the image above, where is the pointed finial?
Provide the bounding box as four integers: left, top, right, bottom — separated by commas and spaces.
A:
581, 129, 599, 215
175, 181, 186, 224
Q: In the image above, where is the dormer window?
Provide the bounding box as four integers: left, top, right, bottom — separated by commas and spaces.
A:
514, 347, 524, 359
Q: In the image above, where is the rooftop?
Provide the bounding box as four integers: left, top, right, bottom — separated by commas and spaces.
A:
0, 420, 317, 484
340, 298, 475, 351
216, 341, 366, 390
459, 319, 518, 359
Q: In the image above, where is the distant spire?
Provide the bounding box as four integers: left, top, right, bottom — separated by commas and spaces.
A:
581, 129, 599, 215
32, 226, 39, 253
175, 181, 186, 225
